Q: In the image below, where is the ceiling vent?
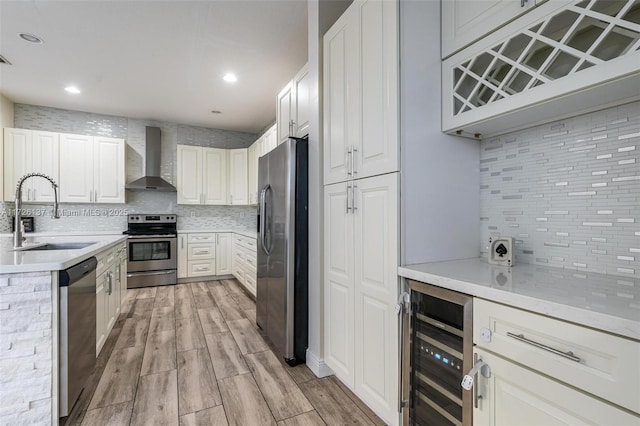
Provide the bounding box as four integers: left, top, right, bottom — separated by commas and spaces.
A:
0, 54, 11, 65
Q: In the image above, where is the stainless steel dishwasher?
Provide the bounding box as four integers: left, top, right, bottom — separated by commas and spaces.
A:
59, 256, 97, 417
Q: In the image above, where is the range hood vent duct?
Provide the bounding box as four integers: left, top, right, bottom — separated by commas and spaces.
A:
125, 127, 177, 191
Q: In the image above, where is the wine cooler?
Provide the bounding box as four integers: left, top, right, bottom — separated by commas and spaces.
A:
400, 280, 473, 426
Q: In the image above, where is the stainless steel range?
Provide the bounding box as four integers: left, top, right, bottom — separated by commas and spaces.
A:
124, 214, 177, 288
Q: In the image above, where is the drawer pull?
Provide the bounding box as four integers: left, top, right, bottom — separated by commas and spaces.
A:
506, 332, 581, 362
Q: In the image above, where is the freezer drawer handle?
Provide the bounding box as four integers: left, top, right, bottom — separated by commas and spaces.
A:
506, 332, 581, 362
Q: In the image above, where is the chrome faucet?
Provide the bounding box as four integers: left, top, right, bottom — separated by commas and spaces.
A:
14, 173, 60, 248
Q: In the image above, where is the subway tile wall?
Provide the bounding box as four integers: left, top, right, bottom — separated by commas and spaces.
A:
480, 101, 639, 278
1, 104, 258, 233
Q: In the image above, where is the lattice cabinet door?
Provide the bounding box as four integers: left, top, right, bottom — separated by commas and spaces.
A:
443, 0, 640, 138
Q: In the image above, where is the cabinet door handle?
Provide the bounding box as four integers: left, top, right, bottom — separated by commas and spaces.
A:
352, 183, 358, 212
346, 146, 352, 177
346, 183, 352, 214
181, 237, 184, 249
521, 0, 528, 7
506, 332, 581, 362
352, 145, 358, 176
33, 189, 36, 200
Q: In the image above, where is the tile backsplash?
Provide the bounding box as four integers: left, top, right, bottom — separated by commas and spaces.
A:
480, 101, 639, 278
1, 104, 258, 233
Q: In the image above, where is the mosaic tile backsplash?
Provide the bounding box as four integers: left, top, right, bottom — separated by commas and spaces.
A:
480, 101, 639, 278
1, 104, 258, 233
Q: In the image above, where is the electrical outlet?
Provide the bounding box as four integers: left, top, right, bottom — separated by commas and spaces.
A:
239, 211, 245, 218
190, 212, 196, 217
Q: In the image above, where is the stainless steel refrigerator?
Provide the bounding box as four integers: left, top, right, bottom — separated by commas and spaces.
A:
256, 137, 308, 366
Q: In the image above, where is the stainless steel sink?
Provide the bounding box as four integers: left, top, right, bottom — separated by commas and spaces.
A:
17, 242, 97, 251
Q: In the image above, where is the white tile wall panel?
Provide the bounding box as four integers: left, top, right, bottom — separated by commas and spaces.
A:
480, 101, 639, 278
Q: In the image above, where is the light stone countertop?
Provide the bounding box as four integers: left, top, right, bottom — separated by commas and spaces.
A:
0, 235, 127, 274
399, 258, 640, 341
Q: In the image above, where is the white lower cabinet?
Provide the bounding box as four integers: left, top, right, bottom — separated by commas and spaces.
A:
232, 234, 257, 296
96, 242, 126, 355
324, 172, 399, 425
177, 234, 188, 279
472, 299, 640, 424
177, 232, 234, 279
473, 349, 639, 426
216, 233, 233, 276
95, 275, 107, 354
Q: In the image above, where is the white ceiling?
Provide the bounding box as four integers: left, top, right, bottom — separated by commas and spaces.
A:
0, 1, 308, 134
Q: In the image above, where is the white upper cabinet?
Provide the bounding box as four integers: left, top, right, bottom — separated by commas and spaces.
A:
442, 0, 640, 138
441, 0, 538, 59
202, 148, 228, 205
176, 144, 202, 205
228, 148, 248, 205
292, 63, 310, 138
93, 136, 125, 204
177, 145, 229, 205
277, 63, 311, 143
60, 133, 93, 203
247, 143, 258, 205
277, 82, 293, 144
264, 124, 278, 153
323, 0, 399, 185
4, 128, 59, 202
60, 133, 124, 204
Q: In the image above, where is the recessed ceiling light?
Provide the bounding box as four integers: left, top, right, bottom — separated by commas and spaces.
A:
223, 73, 238, 83
211, 110, 222, 114
18, 32, 44, 44
64, 86, 81, 94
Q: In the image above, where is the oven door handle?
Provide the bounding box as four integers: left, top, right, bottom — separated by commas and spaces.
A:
126, 234, 177, 239
127, 270, 176, 278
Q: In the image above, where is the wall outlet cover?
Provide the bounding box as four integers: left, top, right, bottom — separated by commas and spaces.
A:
488, 236, 514, 266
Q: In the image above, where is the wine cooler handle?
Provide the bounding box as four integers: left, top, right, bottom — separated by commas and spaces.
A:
462, 354, 491, 408
396, 291, 410, 413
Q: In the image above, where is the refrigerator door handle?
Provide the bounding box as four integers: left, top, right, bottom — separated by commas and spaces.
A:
259, 184, 271, 255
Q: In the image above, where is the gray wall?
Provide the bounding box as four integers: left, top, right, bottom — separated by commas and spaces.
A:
400, 0, 481, 266
1, 104, 258, 233
480, 101, 640, 278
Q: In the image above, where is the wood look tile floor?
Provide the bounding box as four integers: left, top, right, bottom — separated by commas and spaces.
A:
62, 279, 385, 426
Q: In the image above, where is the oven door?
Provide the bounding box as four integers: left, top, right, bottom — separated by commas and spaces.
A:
127, 236, 177, 273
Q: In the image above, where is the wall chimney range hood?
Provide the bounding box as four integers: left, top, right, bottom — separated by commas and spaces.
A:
126, 127, 176, 191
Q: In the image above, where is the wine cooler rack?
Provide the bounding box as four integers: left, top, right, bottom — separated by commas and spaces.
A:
402, 280, 473, 426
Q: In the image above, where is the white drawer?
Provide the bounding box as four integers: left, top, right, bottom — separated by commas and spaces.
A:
474, 299, 640, 413
187, 260, 216, 277
234, 234, 257, 250
96, 245, 119, 276
244, 273, 256, 296
188, 233, 216, 243
188, 243, 215, 260
232, 259, 245, 283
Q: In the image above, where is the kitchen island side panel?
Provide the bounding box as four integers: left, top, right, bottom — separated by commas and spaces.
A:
0, 271, 56, 425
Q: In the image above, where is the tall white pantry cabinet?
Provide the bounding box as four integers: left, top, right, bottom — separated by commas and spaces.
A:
323, 0, 400, 424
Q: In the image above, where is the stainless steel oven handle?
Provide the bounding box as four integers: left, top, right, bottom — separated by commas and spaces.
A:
127, 270, 175, 278
126, 234, 178, 239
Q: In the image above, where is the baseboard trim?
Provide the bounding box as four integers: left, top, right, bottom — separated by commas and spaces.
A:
306, 349, 333, 378
177, 274, 234, 284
